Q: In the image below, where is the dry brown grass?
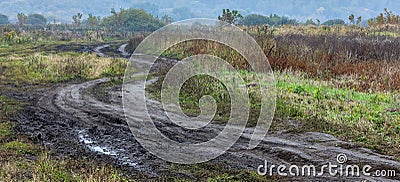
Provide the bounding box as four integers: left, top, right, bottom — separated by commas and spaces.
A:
128, 25, 400, 92
269, 33, 400, 91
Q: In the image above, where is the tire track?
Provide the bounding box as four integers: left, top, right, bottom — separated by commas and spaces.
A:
31, 43, 400, 181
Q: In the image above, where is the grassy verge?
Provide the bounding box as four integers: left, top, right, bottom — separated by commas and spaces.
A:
0, 52, 127, 84
275, 71, 400, 157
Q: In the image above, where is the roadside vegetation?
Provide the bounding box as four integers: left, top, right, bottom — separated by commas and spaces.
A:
145, 9, 400, 162
1, 52, 127, 83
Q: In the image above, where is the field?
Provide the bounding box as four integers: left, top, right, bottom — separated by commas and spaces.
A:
0, 21, 400, 181
146, 24, 400, 158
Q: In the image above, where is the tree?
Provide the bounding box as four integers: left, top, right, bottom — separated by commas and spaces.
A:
110, 8, 122, 26
218, 9, 243, 25
239, 13, 297, 26
356, 16, 362, 25
17, 13, 28, 25
72, 13, 83, 27
101, 8, 165, 31
321, 19, 345, 26
267, 14, 297, 26
384, 8, 393, 23
349, 14, 355, 24
86, 13, 100, 27
240, 14, 270, 26
316, 19, 320, 26
27, 14, 47, 25
161, 15, 173, 24
368, 18, 376, 26
368, 8, 400, 26
376, 13, 385, 25
305, 19, 316, 25
383, 8, 399, 24
0, 14, 9, 24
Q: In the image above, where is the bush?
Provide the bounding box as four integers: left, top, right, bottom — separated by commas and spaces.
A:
0, 14, 9, 25
240, 14, 270, 26
322, 19, 345, 26
4, 52, 127, 83
27, 14, 47, 25
101, 8, 165, 31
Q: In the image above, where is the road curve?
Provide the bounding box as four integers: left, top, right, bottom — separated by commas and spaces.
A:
26, 44, 400, 181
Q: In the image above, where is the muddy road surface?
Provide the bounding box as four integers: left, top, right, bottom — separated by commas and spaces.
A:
11, 44, 400, 181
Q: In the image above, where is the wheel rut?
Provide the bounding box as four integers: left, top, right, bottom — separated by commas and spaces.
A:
13, 43, 400, 181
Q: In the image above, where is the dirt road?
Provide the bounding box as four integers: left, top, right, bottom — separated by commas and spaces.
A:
12, 44, 400, 181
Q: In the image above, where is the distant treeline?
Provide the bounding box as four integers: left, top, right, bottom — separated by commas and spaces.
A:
0, 7, 399, 30
239, 14, 299, 26
237, 14, 346, 26
0, 8, 170, 32
217, 7, 398, 28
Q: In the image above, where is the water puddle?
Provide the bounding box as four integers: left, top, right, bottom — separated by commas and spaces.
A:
78, 130, 118, 156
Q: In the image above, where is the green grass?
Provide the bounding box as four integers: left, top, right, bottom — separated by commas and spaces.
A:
0, 52, 127, 84
0, 39, 129, 57
369, 31, 400, 37
32, 153, 134, 182
0, 122, 13, 140
275, 71, 400, 156
1, 140, 39, 155
166, 163, 281, 181
275, 70, 400, 123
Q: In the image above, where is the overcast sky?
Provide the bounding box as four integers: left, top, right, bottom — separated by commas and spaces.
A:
0, 0, 399, 23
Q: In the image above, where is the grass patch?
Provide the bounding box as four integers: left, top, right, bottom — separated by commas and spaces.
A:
166, 162, 281, 181
0, 40, 96, 57
1, 140, 39, 155
0, 150, 135, 181
275, 71, 400, 156
0, 122, 13, 141
147, 70, 268, 125
369, 31, 400, 37
0, 52, 127, 83
31, 153, 133, 182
